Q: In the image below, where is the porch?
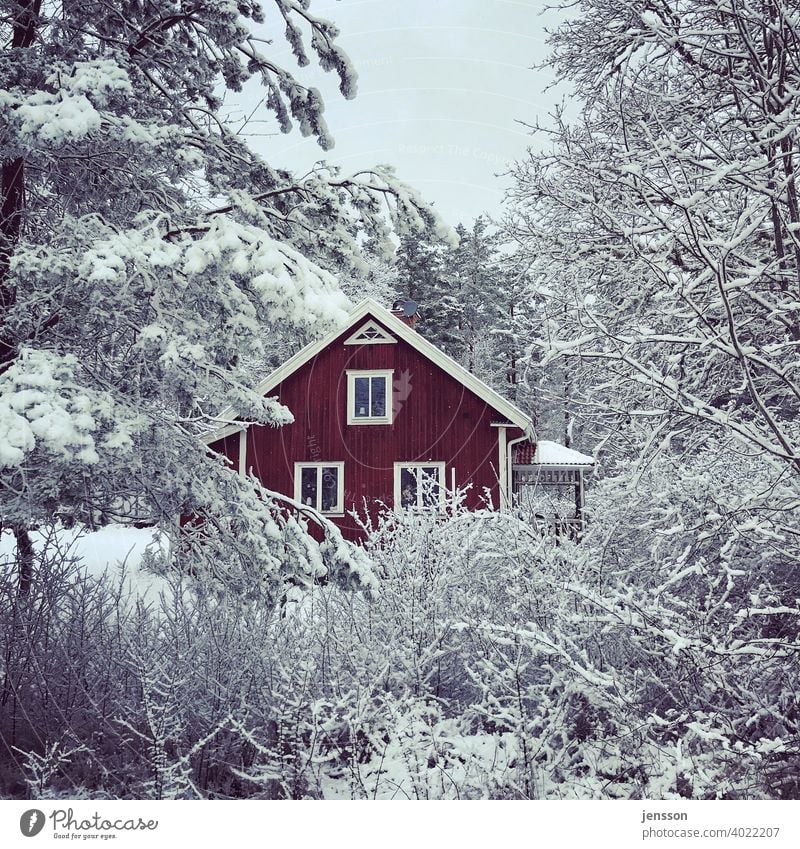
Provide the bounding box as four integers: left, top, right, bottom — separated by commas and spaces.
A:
511, 440, 594, 537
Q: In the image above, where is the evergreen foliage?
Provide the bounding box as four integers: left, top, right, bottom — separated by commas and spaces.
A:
0, 0, 443, 598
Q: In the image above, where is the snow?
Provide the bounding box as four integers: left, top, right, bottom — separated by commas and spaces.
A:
0, 524, 172, 606
0, 408, 34, 466
533, 440, 594, 467
0, 350, 99, 467
47, 59, 133, 106
79, 216, 352, 334
2, 59, 137, 146
10, 90, 102, 143
317, 713, 521, 800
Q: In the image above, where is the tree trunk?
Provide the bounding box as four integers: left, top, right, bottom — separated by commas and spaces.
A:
13, 524, 34, 600
1, 0, 41, 367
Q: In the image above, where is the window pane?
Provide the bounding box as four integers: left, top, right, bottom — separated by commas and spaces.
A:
301, 467, 317, 507
320, 467, 339, 512
354, 377, 370, 417
420, 466, 440, 507
400, 467, 417, 508
370, 376, 386, 417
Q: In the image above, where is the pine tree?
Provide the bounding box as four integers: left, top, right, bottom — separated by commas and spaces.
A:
0, 0, 441, 600
404, 216, 527, 404
394, 231, 446, 305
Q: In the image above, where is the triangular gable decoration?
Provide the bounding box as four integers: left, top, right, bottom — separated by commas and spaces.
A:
344, 319, 396, 345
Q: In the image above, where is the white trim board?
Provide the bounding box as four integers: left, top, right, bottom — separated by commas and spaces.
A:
238, 428, 247, 477
202, 298, 534, 443
498, 426, 509, 510
204, 422, 245, 443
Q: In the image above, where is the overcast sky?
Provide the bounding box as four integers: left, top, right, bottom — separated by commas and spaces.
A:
229, 0, 568, 226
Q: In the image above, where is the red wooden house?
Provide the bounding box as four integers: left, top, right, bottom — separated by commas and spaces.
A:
205, 298, 538, 540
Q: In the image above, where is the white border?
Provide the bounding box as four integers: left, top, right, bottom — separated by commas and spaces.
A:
4, 799, 791, 847
393, 461, 446, 509
346, 369, 394, 425
293, 461, 345, 516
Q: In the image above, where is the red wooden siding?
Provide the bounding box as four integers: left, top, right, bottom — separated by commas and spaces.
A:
214, 432, 240, 473
214, 314, 522, 540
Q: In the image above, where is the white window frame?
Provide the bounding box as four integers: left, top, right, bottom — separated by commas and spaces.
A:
343, 319, 396, 345
346, 369, 393, 425
294, 462, 345, 516
393, 462, 446, 510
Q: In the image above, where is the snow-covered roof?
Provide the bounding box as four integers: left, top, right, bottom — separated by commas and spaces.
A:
514, 440, 594, 467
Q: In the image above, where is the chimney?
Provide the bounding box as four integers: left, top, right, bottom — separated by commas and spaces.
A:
391, 298, 420, 330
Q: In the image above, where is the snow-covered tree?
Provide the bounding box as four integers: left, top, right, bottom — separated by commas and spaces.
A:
437, 217, 530, 397
337, 237, 400, 307
393, 217, 529, 404
502, 0, 800, 789
394, 230, 446, 306
0, 0, 445, 598
506, 0, 800, 471
434, 218, 498, 371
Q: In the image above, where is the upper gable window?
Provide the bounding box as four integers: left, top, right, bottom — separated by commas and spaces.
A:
346, 370, 393, 425
344, 320, 396, 346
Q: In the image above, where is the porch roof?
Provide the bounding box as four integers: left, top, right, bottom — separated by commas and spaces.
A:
514, 440, 594, 468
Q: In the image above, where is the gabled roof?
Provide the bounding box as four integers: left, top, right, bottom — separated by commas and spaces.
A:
204, 298, 534, 443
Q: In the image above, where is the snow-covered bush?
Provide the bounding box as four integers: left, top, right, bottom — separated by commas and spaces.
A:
311, 496, 799, 799
0, 526, 343, 799
3, 492, 797, 799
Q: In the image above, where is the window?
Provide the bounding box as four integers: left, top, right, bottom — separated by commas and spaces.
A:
294, 462, 344, 514
394, 462, 445, 509
346, 370, 393, 425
